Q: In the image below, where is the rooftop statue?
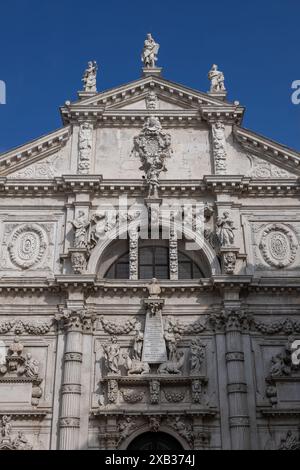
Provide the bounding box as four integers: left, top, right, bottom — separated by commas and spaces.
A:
141, 33, 159, 68
82, 60, 98, 92
208, 64, 226, 92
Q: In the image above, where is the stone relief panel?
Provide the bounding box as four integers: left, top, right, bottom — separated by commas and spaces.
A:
247, 154, 297, 179
7, 151, 69, 179
242, 215, 300, 273
94, 127, 211, 179
0, 216, 62, 274
0, 337, 56, 410
7, 224, 48, 270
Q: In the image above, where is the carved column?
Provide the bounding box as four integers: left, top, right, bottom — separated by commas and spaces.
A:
129, 229, 139, 280
224, 309, 251, 449
57, 306, 95, 450
169, 223, 178, 280
78, 122, 93, 175
210, 120, 227, 175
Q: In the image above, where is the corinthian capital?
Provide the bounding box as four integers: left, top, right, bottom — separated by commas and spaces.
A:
55, 306, 96, 333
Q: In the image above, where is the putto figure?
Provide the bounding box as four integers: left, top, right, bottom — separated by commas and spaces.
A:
208, 64, 226, 93
141, 33, 160, 68
82, 61, 98, 92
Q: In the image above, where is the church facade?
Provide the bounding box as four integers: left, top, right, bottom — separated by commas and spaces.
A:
0, 38, 299, 451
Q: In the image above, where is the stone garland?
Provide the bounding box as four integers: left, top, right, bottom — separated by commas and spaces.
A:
99, 316, 138, 335
0, 319, 53, 335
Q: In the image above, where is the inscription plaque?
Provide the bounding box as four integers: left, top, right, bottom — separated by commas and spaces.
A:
142, 311, 167, 363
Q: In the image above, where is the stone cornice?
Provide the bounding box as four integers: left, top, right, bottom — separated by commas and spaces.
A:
0, 276, 299, 294
60, 75, 245, 125
0, 175, 300, 197
0, 127, 71, 176
234, 126, 300, 172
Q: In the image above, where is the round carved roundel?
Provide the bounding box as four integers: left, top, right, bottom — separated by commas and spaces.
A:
8, 224, 48, 269
259, 224, 298, 268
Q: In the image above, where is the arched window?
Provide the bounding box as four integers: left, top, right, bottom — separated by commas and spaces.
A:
104, 244, 204, 280
105, 252, 129, 279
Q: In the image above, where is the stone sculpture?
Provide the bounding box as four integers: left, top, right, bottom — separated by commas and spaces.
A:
208, 64, 226, 92
82, 61, 98, 92
141, 33, 159, 68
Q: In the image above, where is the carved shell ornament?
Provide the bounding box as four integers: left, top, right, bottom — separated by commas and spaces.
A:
259, 224, 298, 268
8, 224, 48, 269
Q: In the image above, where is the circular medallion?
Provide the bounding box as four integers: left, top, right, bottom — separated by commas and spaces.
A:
8, 224, 48, 269
259, 224, 298, 268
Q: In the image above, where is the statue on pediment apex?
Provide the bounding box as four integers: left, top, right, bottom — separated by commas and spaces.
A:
142, 33, 159, 68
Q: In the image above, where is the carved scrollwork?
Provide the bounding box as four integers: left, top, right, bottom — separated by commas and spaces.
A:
259, 224, 298, 268
8, 224, 48, 269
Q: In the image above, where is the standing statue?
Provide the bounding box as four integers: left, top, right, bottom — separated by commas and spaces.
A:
141, 33, 160, 68
1, 415, 12, 438
103, 336, 121, 375
71, 211, 90, 248
164, 328, 181, 362
208, 64, 226, 92
82, 60, 98, 92
132, 322, 144, 361
216, 211, 235, 246
190, 338, 205, 374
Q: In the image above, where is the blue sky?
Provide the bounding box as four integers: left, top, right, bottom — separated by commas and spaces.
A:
0, 0, 299, 153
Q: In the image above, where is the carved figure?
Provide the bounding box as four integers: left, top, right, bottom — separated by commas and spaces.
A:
141, 33, 159, 68
158, 351, 185, 375
103, 337, 121, 375
71, 211, 90, 248
208, 64, 226, 92
82, 61, 98, 92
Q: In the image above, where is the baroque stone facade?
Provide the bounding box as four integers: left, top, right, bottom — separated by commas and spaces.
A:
0, 40, 299, 450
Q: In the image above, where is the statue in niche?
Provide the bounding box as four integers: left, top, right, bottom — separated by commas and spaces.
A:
141, 33, 159, 68
216, 211, 235, 246
24, 353, 39, 379
147, 278, 161, 298
1, 416, 12, 438
132, 322, 144, 361
208, 64, 226, 92
71, 211, 90, 248
190, 338, 205, 374
103, 336, 121, 375
82, 60, 98, 92
164, 324, 180, 362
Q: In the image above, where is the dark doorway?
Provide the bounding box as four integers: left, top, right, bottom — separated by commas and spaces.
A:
127, 432, 183, 451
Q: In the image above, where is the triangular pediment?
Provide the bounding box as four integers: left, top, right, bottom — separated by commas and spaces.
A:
0, 127, 71, 177
234, 126, 300, 177
60, 75, 245, 124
